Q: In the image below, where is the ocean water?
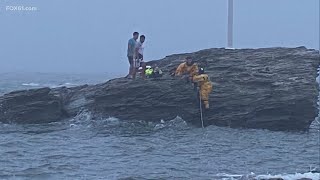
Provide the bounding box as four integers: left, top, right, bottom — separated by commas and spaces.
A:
0, 72, 319, 180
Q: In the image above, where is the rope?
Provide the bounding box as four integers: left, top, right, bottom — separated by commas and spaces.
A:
199, 90, 204, 128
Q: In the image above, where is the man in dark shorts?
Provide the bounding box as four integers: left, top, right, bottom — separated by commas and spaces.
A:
126, 32, 139, 78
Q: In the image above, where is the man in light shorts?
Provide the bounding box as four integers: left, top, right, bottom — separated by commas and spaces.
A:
132, 35, 146, 79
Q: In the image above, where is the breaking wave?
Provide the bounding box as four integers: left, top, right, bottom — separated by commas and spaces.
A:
67, 110, 190, 134
22, 82, 78, 88
214, 172, 319, 180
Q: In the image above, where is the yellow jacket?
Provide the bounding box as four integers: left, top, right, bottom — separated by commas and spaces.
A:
193, 74, 213, 100
175, 62, 198, 77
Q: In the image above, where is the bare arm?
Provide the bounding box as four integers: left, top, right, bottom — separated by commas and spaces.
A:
175, 63, 185, 76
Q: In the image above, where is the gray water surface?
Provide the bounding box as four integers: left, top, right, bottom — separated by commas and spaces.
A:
0, 118, 319, 179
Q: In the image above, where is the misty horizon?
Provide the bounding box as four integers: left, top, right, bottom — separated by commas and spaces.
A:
1, 0, 319, 74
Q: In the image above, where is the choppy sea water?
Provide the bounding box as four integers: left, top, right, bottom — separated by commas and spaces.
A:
0, 72, 319, 180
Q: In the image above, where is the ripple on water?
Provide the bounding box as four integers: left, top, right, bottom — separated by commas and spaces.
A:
0, 117, 319, 179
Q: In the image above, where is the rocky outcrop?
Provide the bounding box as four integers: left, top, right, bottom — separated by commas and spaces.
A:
0, 47, 319, 131
0, 88, 66, 124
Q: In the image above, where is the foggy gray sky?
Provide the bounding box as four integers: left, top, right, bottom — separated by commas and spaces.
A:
0, 0, 319, 74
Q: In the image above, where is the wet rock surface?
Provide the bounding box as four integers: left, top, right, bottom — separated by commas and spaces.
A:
0, 47, 319, 131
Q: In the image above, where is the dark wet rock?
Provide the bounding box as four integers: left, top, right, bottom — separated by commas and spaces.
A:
0, 47, 319, 131
0, 88, 66, 124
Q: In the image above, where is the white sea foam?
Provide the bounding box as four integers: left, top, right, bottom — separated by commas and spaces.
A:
153, 116, 188, 131
49, 82, 78, 88
256, 172, 319, 180
215, 172, 319, 180
22, 82, 78, 88
21, 83, 40, 87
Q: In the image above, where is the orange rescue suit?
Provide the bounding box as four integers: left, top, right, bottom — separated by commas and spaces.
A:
175, 62, 198, 78
193, 74, 213, 108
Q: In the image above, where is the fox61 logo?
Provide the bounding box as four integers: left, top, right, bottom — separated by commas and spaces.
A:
6, 5, 38, 11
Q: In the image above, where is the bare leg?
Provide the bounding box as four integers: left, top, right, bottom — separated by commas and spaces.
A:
127, 56, 134, 78
127, 65, 132, 77
140, 62, 146, 80
132, 68, 136, 80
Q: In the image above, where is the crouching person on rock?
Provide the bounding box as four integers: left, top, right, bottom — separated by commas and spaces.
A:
152, 66, 163, 78
145, 65, 163, 79
193, 68, 213, 109
175, 56, 198, 83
